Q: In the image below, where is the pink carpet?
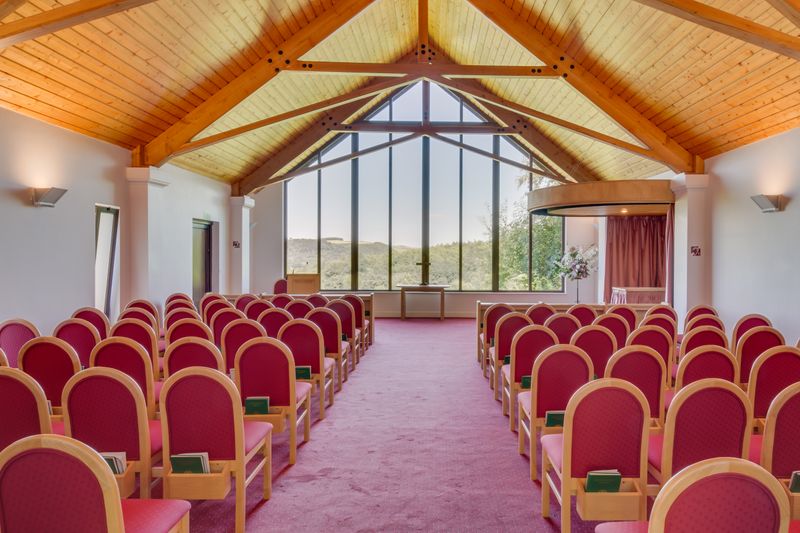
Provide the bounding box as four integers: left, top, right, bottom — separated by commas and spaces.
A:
184, 319, 598, 532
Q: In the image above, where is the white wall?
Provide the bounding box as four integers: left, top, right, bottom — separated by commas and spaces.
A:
250, 183, 285, 295
707, 127, 800, 343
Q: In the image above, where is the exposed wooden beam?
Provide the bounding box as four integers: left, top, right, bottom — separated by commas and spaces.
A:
332, 122, 512, 134
141, 0, 378, 167
632, 0, 800, 60
283, 61, 559, 78
0, 0, 27, 21
417, 0, 430, 63
172, 76, 416, 158
767, 0, 800, 28
0, 0, 157, 49
465, 0, 696, 173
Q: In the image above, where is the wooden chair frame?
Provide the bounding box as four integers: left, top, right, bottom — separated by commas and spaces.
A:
278, 319, 335, 419
164, 308, 202, 332
270, 293, 294, 307
199, 293, 225, 316
678, 325, 729, 361
489, 312, 532, 399
307, 307, 350, 390
732, 313, 773, 349
570, 325, 618, 378
543, 312, 582, 344
234, 338, 311, 466
608, 304, 639, 331
220, 319, 267, 376
502, 325, 558, 430
244, 299, 273, 320
325, 299, 361, 368
685, 304, 719, 323
639, 314, 678, 344
0, 367, 52, 434
477, 303, 514, 371
674, 346, 739, 391
126, 299, 162, 331
203, 299, 235, 325
524, 303, 556, 325
736, 326, 786, 385
18, 336, 81, 414
685, 314, 726, 334
163, 338, 223, 378
110, 318, 160, 375
233, 294, 259, 312
257, 308, 294, 337
748, 346, 800, 427
644, 304, 678, 322
53, 318, 101, 368
605, 345, 667, 429
166, 292, 193, 304
119, 308, 159, 336
0, 318, 40, 366
759, 382, 800, 521
626, 325, 674, 374
90, 337, 157, 419
165, 318, 213, 345
566, 304, 598, 326
160, 367, 270, 533
0, 348, 7, 367
165, 300, 197, 318
592, 313, 631, 349
71, 308, 110, 339
343, 294, 370, 354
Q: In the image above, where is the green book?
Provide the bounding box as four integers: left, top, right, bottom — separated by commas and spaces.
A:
170, 452, 210, 474
503, 356, 510, 365
341, 333, 348, 341
245, 396, 270, 415
790, 471, 800, 493
101, 452, 126, 475
296, 366, 312, 380
365, 310, 371, 317
544, 410, 565, 427
520, 375, 531, 390
585, 469, 622, 493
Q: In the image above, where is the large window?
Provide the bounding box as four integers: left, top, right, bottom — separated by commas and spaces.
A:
284, 81, 564, 292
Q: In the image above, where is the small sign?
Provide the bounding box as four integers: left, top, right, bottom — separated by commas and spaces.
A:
233, 241, 241, 249
690, 246, 701, 256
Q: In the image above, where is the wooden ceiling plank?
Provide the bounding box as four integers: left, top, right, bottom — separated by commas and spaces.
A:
0, 0, 159, 50
142, 0, 378, 167
0, 0, 26, 21
767, 0, 800, 28
632, 0, 800, 60
283, 60, 559, 78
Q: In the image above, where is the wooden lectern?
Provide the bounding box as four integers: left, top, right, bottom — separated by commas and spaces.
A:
287, 273, 320, 294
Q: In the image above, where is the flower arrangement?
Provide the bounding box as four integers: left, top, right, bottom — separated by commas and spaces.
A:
554, 245, 598, 282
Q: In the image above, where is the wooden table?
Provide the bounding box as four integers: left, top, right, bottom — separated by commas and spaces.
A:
398, 284, 449, 320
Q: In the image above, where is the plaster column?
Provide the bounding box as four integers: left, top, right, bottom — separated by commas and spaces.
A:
229, 195, 255, 294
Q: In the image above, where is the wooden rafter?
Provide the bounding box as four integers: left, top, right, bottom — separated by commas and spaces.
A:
331, 122, 512, 134
0, 0, 157, 49
138, 0, 378, 168
282, 61, 558, 78
633, 0, 800, 60
0, 0, 26, 21
417, 0, 430, 63
465, 0, 697, 173
767, 0, 800, 28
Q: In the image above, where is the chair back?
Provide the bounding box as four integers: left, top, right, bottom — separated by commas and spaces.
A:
161, 368, 244, 463
566, 304, 597, 327
675, 346, 738, 390
592, 313, 630, 350
648, 458, 789, 533
286, 299, 314, 319
531, 346, 593, 419
258, 308, 294, 338
761, 382, 800, 478
737, 326, 785, 384
273, 279, 288, 294
307, 294, 330, 307
0, 349, 6, 367
270, 293, 293, 308
685, 304, 718, 323
72, 307, 110, 340
563, 379, 649, 480
483, 304, 513, 346
748, 346, 800, 419
118, 307, 159, 333
278, 319, 325, 374
0, 368, 52, 450
221, 319, 266, 372
685, 314, 726, 333
234, 294, 258, 312
306, 308, 344, 356
0, 319, 39, 368
165, 308, 201, 331
90, 337, 156, 418
627, 325, 673, 370
605, 346, 666, 423
165, 299, 196, 315
126, 299, 161, 328
235, 338, 296, 408
645, 304, 678, 322
166, 318, 213, 345
110, 318, 158, 372
509, 325, 558, 385
608, 304, 638, 332
544, 313, 581, 344
640, 314, 678, 344
525, 303, 556, 325
166, 292, 192, 306
164, 338, 224, 378
663, 379, 752, 478
325, 300, 357, 342
63, 368, 148, 462
53, 318, 100, 369
732, 313, 772, 349
570, 325, 617, 377
18, 337, 80, 408
679, 325, 728, 360
209, 308, 246, 346
342, 295, 366, 329
494, 313, 533, 362
0, 435, 127, 532
204, 299, 235, 326
245, 299, 273, 320
199, 293, 225, 319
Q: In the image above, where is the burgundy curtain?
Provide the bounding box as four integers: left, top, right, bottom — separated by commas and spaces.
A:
604, 216, 667, 303
664, 206, 675, 306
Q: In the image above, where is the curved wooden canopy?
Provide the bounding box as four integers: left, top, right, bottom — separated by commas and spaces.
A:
528, 180, 675, 217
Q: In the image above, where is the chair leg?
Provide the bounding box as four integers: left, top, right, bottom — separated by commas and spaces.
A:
501, 376, 509, 416
541, 452, 550, 517
289, 412, 297, 465
263, 434, 272, 500
336, 357, 343, 391
561, 481, 571, 533
318, 377, 326, 419
235, 472, 246, 533
328, 373, 335, 405
303, 394, 311, 441
530, 426, 538, 482
494, 366, 502, 401
509, 389, 517, 431
140, 462, 151, 498
343, 354, 349, 382
517, 410, 525, 455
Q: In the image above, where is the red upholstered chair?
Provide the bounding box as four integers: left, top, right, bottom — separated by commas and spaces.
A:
593, 313, 630, 350
608, 304, 638, 332
0, 368, 53, 450
126, 299, 161, 330
163, 338, 223, 378
72, 307, 110, 340
670, 346, 739, 409
605, 346, 667, 429
110, 318, 160, 376
627, 325, 674, 376
566, 304, 597, 327
204, 299, 235, 326
273, 278, 288, 294
685, 304, 718, 323
644, 304, 678, 323
63, 367, 161, 498
221, 319, 266, 374
161, 367, 271, 533
544, 312, 581, 344
489, 312, 533, 399
0, 434, 191, 533
306, 293, 329, 307
119, 308, 159, 336
270, 293, 293, 309
0, 319, 39, 368
571, 325, 617, 378
640, 314, 678, 346
165, 299, 196, 315
0, 349, 6, 367
235, 338, 312, 465
517, 345, 592, 481
343, 294, 370, 352
502, 325, 558, 430
209, 308, 246, 347
164, 308, 201, 331
53, 318, 101, 369
685, 314, 726, 335
647, 379, 752, 492
234, 294, 258, 312
748, 346, 800, 426
678, 325, 728, 362
91, 337, 158, 419
306, 307, 350, 389
325, 299, 361, 367
199, 293, 225, 320
166, 292, 192, 305
737, 326, 785, 385
732, 313, 773, 349
278, 319, 335, 419
479, 303, 513, 370
525, 303, 556, 325
258, 308, 293, 338
165, 318, 213, 345
540, 379, 649, 531
595, 458, 790, 533
244, 299, 273, 320
18, 337, 80, 415
286, 299, 314, 319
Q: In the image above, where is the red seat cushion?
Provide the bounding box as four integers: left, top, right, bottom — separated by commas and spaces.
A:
157, 339, 166, 353
340, 341, 350, 354
540, 434, 563, 472
295, 381, 313, 404
518, 391, 532, 417
664, 389, 676, 410
51, 420, 65, 435
121, 498, 190, 533
595, 522, 648, 533
154, 380, 164, 402
148, 419, 163, 455
158, 357, 164, 372
501, 364, 512, 384
243, 421, 272, 455
749, 434, 763, 464
648, 433, 664, 471
323, 357, 335, 373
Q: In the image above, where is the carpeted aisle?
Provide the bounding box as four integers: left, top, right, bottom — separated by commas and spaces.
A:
189, 318, 595, 532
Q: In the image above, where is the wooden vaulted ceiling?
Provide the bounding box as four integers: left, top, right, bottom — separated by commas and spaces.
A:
0, 0, 799, 192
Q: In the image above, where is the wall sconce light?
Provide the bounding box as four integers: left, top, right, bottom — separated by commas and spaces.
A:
750, 194, 783, 213
32, 187, 68, 207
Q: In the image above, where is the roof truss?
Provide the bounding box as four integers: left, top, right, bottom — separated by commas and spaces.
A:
767, 0, 800, 28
